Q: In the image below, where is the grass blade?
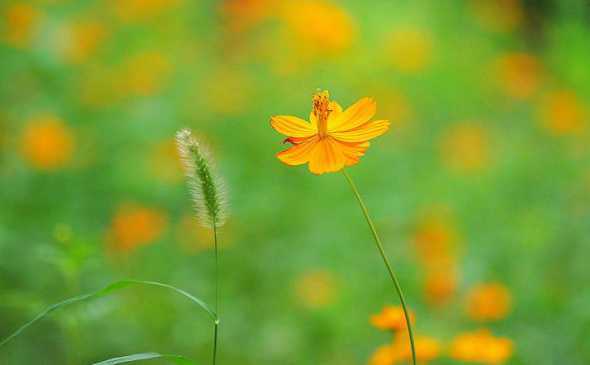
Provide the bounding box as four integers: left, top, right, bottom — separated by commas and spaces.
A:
0, 279, 216, 348
92, 352, 195, 365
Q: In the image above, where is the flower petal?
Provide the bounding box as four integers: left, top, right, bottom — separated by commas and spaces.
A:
338, 140, 370, 166
277, 136, 318, 166
331, 120, 390, 143
328, 97, 376, 132
308, 137, 346, 175
271, 115, 317, 137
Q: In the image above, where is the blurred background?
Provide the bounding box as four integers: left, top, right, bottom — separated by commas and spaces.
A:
1, 0, 589, 364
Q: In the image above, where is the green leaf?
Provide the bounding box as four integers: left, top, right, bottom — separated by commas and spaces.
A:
92, 352, 195, 365
0, 279, 216, 348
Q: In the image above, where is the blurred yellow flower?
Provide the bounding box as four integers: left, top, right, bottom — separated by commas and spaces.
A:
440, 123, 490, 173
294, 269, 338, 309
111, 0, 181, 22
539, 91, 585, 135
391, 332, 441, 364
387, 28, 433, 74
3, 3, 41, 48
150, 138, 183, 183
202, 69, 250, 115
119, 51, 172, 96
281, 0, 355, 55
21, 115, 75, 170
495, 53, 542, 100
450, 329, 514, 364
470, 0, 523, 33
270, 91, 390, 175
466, 282, 512, 321
62, 21, 108, 64
370, 306, 415, 332
107, 204, 167, 252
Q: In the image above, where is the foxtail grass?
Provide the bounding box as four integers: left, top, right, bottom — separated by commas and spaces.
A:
177, 128, 227, 365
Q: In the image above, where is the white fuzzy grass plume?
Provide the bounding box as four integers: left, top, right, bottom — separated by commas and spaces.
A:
176, 129, 227, 228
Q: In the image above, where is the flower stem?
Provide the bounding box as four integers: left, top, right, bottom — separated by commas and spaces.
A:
212, 224, 219, 365
342, 170, 417, 365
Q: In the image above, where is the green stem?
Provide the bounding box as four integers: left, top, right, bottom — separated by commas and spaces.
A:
342, 170, 417, 365
212, 224, 219, 365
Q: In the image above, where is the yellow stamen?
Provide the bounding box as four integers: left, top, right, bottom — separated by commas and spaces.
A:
313, 90, 331, 138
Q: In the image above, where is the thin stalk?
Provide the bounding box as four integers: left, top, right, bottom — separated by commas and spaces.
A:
342, 170, 417, 365
212, 224, 219, 365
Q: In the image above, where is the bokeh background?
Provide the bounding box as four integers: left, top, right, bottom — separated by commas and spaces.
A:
1, 0, 589, 364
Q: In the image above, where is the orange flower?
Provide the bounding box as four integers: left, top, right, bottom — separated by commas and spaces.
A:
3, 3, 41, 48
369, 345, 395, 365
294, 269, 339, 309
107, 204, 167, 252
424, 266, 457, 306
466, 282, 512, 321
281, 0, 355, 55
62, 21, 108, 64
440, 123, 490, 173
21, 115, 75, 170
450, 329, 514, 364
470, 0, 523, 33
270, 91, 390, 175
370, 306, 415, 331
391, 332, 441, 364
494, 53, 542, 100
538, 91, 585, 135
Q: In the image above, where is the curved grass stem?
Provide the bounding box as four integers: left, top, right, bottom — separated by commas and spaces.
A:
212, 224, 219, 365
342, 170, 417, 365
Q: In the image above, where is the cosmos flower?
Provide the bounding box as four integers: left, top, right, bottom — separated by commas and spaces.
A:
466, 282, 512, 321
270, 90, 389, 175
371, 306, 415, 332
21, 115, 75, 170
450, 329, 514, 364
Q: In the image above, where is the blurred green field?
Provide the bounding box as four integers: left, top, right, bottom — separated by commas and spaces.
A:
1, 0, 589, 364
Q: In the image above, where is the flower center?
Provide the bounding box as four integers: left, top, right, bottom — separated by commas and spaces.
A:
313, 90, 331, 138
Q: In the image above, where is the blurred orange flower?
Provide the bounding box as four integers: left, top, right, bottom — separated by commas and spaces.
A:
3, 3, 41, 48
424, 266, 457, 306
294, 269, 338, 309
281, 0, 355, 55
413, 214, 458, 266
466, 282, 512, 321
391, 332, 441, 364
539, 91, 585, 135
495, 53, 542, 100
450, 329, 514, 364
21, 115, 75, 170
369, 333, 441, 365
221, 0, 275, 32
270, 91, 390, 175
440, 123, 490, 173
370, 306, 415, 332
62, 21, 108, 64
107, 204, 167, 252
369, 345, 395, 365
470, 0, 523, 33
387, 28, 433, 74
